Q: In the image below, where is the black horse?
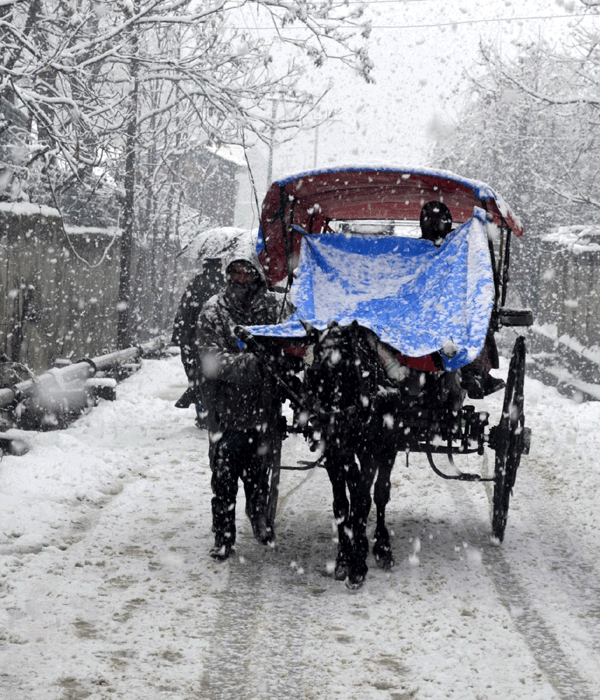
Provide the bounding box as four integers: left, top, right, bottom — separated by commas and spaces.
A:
303, 321, 464, 589
303, 321, 401, 588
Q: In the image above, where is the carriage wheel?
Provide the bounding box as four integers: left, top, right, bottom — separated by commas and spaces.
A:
491, 336, 527, 542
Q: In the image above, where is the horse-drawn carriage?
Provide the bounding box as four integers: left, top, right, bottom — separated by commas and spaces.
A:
241, 165, 532, 588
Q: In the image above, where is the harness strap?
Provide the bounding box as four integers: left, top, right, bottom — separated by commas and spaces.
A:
280, 455, 327, 471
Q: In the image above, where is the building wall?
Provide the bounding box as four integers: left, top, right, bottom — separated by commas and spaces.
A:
181, 150, 240, 226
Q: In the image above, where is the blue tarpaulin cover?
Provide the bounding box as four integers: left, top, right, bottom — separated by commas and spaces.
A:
248, 207, 494, 371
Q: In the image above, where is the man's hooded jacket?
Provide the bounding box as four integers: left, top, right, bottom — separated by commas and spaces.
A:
195, 238, 294, 434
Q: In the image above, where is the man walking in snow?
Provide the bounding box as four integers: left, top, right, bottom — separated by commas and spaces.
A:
171, 258, 224, 427
196, 240, 294, 561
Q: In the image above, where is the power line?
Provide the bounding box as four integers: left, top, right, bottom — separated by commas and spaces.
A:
368, 13, 595, 29
232, 13, 595, 31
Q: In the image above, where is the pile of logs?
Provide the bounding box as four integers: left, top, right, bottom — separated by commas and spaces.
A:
0, 337, 166, 454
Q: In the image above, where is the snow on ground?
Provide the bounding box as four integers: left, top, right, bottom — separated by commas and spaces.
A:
1, 347, 599, 699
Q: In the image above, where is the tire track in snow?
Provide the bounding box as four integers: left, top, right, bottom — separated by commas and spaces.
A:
484, 546, 594, 700
247, 544, 328, 699
532, 537, 600, 652
503, 453, 600, 657
446, 479, 596, 700
197, 558, 266, 700
198, 508, 326, 699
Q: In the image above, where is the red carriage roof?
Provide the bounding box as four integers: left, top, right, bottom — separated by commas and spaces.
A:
257, 165, 523, 289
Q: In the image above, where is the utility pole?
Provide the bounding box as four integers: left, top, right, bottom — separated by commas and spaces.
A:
265, 94, 309, 188
266, 98, 278, 189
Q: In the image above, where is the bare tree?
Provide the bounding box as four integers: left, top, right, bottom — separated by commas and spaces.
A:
1, 0, 373, 345
431, 7, 600, 318
434, 34, 600, 233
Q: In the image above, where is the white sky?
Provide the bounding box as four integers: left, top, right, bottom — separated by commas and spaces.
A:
269, 0, 585, 174
234, 0, 588, 226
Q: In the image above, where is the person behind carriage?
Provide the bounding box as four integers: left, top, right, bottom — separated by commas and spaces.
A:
195, 240, 295, 561
419, 201, 505, 398
171, 258, 225, 428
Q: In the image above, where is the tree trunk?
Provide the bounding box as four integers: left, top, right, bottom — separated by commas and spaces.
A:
117, 6, 139, 349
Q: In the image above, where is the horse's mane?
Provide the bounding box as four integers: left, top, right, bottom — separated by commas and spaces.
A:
303, 322, 397, 450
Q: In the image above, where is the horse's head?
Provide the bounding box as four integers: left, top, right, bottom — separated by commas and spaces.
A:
303, 321, 386, 451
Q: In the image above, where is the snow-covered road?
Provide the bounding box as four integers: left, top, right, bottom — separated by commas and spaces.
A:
1, 349, 599, 700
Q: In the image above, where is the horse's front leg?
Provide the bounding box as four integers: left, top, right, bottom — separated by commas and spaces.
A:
344, 456, 375, 589
325, 453, 353, 581
362, 441, 397, 570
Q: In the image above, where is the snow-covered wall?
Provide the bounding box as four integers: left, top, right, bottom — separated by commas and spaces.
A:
536, 230, 600, 349
511, 225, 600, 385
0, 205, 120, 370
0, 205, 192, 371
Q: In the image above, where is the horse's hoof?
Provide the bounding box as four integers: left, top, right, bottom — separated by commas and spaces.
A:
373, 542, 395, 570
345, 574, 365, 590
334, 561, 349, 581
374, 552, 395, 571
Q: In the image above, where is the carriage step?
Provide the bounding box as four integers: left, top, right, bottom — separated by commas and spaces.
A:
498, 308, 534, 327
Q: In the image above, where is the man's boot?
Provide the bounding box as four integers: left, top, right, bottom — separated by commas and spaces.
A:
246, 489, 274, 545
210, 499, 235, 561
250, 512, 274, 545
481, 373, 506, 396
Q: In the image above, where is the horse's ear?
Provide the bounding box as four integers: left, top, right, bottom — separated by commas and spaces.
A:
348, 319, 361, 341
300, 319, 321, 344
